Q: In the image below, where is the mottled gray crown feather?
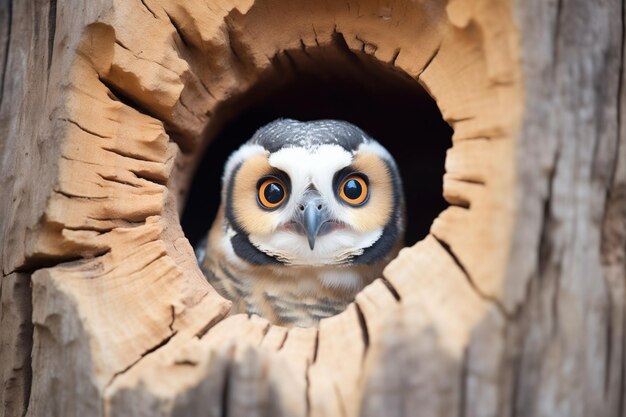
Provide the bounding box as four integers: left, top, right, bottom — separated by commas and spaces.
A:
249, 119, 370, 152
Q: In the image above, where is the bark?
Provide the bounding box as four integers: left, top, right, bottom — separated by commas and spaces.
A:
0, 0, 624, 417
0, 274, 32, 417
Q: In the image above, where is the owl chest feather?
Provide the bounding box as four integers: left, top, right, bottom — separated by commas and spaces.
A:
202, 249, 378, 327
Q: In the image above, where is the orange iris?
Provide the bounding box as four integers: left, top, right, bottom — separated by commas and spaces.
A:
339, 175, 368, 206
258, 178, 287, 209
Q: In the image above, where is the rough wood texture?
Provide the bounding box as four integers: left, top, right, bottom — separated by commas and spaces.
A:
508, 1, 626, 416
0, 273, 32, 417
0, 0, 624, 417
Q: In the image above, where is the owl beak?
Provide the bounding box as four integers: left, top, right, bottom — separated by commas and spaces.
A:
301, 199, 328, 250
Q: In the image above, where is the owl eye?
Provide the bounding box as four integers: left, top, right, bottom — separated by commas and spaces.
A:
258, 177, 287, 209
339, 174, 369, 206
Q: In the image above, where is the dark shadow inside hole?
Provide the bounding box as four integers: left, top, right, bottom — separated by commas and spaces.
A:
181, 41, 452, 249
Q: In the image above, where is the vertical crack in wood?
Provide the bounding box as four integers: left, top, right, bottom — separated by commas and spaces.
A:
178, 94, 205, 125
615, 2, 626, 414
276, 329, 288, 351
432, 234, 509, 317
606, 299, 614, 393
389, 48, 401, 66
0, 273, 33, 417
618, 0, 626, 189
168, 305, 176, 332
46, 0, 56, 73
380, 276, 401, 301
509, 331, 522, 417
305, 358, 312, 417
596, 0, 626, 402
311, 328, 319, 363
22, 280, 33, 417
537, 147, 561, 340
311, 24, 320, 47
258, 319, 271, 344
138, 0, 157, 20
0, 0, 12, 101
220, 347, 234, 417
163, 10, 189, 48
415, 44, 441, 81
552, 0, 564, 66
458, 346, 469, 417
277, 329, 289, 351
618, 203, 626, 415
226, 25, 243, 65
331, 29, 360, 65
354, 302, 370, 360
305, 328, 319, 417
281, 49, 299, 72
197, 77, 216, 100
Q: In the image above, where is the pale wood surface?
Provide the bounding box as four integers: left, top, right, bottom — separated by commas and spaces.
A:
505, 1, 626, 416
0, 0, 624, 416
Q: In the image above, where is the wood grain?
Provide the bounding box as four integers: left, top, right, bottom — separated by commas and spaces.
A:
0, 0, 623, 416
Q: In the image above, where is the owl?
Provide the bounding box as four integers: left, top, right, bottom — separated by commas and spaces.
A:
196, 119, 405, 327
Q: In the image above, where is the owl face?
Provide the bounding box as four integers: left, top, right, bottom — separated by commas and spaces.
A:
221, 119, 404, 268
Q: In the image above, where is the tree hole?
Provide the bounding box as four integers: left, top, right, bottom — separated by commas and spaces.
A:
181, 40, 452, 252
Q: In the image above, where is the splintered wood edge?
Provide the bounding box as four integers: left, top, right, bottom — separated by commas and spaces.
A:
13, 0, 523, 416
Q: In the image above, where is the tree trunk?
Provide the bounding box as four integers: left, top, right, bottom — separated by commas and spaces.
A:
0, 1, 624, 417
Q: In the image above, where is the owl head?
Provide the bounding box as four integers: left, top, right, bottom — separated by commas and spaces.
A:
220, 119, 405, 268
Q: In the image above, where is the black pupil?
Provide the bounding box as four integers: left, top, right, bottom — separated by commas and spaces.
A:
344, 178, 362, 200
264, 182, 284, 204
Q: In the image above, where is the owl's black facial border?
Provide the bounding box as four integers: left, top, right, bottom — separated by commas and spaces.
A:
230, 233, 283, 265
224, 161, 243, 230
351, 220, 400, 265
350, 157, 404, 265
333, 168, 370, 208
225, 162, 286, 265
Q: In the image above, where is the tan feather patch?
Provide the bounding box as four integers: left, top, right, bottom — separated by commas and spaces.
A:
231, 152, 279, 235
348, 151, 394, 231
